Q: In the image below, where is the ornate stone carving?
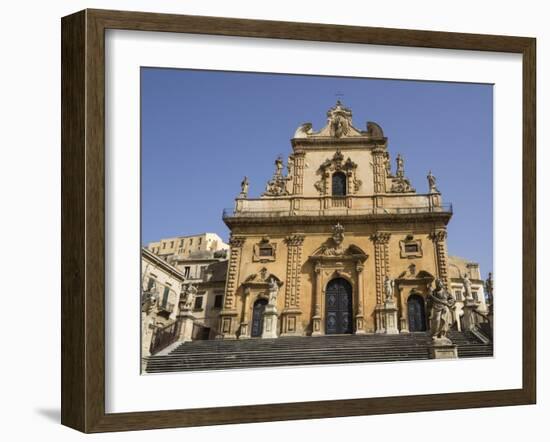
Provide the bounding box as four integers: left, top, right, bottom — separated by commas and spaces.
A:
293, 122, 313, 139
388, 153, 416, 193
284, 234, 305, 309
263, 156, 290, 197
327, 100, 353, 138
430, 230, 449, 289
371, 232, 391, 306
315, 150, 361, 196
224, 235, 246, 310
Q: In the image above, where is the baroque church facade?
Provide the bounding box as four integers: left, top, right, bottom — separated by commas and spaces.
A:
219, 101, 465, 339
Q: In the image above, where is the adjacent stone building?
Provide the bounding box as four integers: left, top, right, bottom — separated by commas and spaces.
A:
141, 247, 185, 357
219, 101, 456, 339
147, 232, 228, 261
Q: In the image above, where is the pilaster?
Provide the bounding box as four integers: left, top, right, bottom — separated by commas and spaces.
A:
281, 234, 305, 336
430, 229, 449, 289
371, 231, 391, 333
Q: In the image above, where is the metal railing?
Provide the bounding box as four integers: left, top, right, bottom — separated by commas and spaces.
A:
149, 320, 181, 355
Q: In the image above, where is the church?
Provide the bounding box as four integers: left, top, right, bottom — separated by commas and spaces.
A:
219, 101, 475, 339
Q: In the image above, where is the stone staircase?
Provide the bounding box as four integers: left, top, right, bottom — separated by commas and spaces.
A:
448, 330, 494, 359
145, 331, 492, 373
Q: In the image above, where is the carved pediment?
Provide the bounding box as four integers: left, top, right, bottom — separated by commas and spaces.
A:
243, 268, 283, 286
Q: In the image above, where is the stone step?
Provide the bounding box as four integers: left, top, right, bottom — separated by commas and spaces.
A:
145, 331, 492, 373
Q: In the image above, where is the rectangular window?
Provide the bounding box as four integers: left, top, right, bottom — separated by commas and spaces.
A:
473, 291, 479, 301
199, 237, 202, 245
180, 239, 184, 246
199, 266, 207, 279
214, 294, 223, 309
183, 266, 190, 278
194, 296, 203, 310
190, 239, 193, 245
404, 244, 419, 253
162, 242, 166, 249
170, 241, 174, 248
161, 287, 170, 307
454, 290, 463, 301
259, 246, 273, 257
146, 277, 156, 291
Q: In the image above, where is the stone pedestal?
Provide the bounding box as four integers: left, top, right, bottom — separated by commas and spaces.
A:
262, 305, 279, 339
355, 314, 366, 335
239, 321, 250, 339
381, 300, 399, 334
177, 311, 195, 343
399, 317, 409, 333
462, 299, 480, 331
219, 309, 239, 339
280, 308, 303, 337
429, 337, 458, 359
311, 315, 323, 336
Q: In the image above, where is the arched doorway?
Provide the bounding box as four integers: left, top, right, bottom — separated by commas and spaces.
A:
407, 294, 427, 332
325, 278, 353, 334
251, 298, 268, 337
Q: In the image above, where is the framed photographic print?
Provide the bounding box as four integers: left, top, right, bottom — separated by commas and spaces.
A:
61, 9, 536, 433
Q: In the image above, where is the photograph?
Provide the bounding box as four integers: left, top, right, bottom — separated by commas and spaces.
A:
139, 69, 494, 374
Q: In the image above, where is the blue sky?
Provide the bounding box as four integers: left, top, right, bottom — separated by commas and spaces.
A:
141, 68, 493, 277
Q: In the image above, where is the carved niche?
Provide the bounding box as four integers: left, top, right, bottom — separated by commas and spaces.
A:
314, 150, 362, 196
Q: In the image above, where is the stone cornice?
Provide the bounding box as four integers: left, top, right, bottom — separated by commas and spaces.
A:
291, 137, 387, 150
141, 247, 186, 281
224, 211, 452, 228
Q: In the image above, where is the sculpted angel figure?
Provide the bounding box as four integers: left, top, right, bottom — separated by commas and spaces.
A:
428, 279, 456, 341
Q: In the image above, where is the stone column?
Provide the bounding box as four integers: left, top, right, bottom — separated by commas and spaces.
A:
355, 261, 366, 334
281, 234, 305, 336
239, 287, 251, 339
371, 231, 391, 333
219, 235, 245, 339
312, 261, 323, 336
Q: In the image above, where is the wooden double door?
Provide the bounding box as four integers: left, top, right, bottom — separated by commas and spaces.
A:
325, 278, 353, 334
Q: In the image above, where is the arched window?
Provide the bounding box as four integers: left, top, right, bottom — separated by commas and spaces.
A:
332, 172, 347, 196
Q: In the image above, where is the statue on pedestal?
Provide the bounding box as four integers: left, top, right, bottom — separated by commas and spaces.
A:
268, 277, 279, 307
239, 176, 249, 198
396, 154, 405, 177
462, 273, 473, 301
181, 283, 197, 310
428, 278, 456, 342
384, 276, 395, 302
427, 170, 439, 193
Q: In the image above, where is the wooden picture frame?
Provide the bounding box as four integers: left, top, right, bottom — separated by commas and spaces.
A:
61, 8, 536, 433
